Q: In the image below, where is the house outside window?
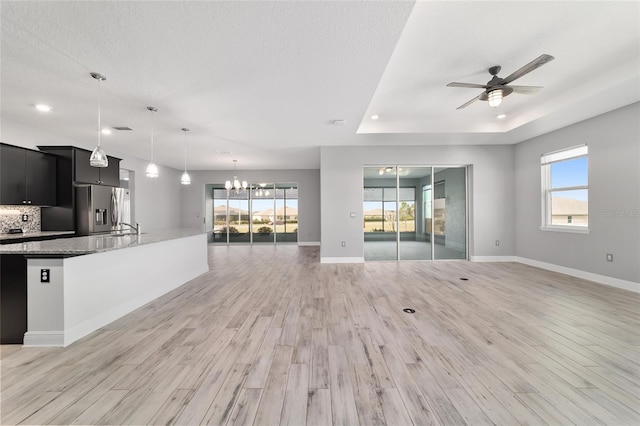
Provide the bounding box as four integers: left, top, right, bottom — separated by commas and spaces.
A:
540, 145, 588, 233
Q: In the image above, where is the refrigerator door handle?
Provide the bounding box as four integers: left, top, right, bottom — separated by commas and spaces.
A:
111, 189, 119, 226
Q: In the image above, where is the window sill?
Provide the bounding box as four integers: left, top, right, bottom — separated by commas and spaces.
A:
539, 226, 590, 234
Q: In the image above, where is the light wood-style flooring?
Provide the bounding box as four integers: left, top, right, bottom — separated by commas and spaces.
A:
2, 245, 639, 425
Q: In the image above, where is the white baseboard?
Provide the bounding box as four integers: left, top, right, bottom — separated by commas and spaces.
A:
23, 331, 64, 347
470, 256, 517, 262
320, 257, 364, 264
298, 241, 321, 246
515, 257, 639, 293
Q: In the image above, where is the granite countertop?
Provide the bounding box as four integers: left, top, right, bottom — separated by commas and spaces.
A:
0, 230, 76, 241
0, 229, 205, 255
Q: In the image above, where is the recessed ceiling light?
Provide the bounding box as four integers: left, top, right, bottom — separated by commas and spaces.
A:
496, 114, 506, 119
35, 104, 51, 112
371, 115, 379, 120
101, 128, 112, 135
333, 120, 346, 126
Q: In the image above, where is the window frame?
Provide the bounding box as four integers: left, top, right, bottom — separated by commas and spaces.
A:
540, 145, 589, 234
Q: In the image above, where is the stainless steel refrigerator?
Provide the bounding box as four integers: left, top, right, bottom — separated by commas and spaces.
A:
76, 185, 130, 235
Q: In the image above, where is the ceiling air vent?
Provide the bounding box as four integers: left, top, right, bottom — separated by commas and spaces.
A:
112, 126, 133, 131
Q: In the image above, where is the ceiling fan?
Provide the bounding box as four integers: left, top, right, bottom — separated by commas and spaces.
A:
447, 54, 554, 110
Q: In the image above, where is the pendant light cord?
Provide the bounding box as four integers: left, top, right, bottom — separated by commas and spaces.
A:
150, 108, 155, 162
97, 79, 102, 148
183, 129, 188, 172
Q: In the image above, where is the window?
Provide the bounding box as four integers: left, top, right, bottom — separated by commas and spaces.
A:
541, 145, 588, 233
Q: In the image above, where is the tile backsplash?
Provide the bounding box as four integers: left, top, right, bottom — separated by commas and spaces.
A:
0, 205, 41, 233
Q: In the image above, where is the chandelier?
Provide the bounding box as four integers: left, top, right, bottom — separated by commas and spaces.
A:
225, 160, 247, 193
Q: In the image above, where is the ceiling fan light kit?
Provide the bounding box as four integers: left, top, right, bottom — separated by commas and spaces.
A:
487, 89, 503, 108
447, 54, 554, 110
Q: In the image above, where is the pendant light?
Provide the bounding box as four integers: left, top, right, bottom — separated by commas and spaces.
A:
225, 160, 247, 193
145, 106, 159, 178
180, 128, 191, 185
89, 72, 109, 168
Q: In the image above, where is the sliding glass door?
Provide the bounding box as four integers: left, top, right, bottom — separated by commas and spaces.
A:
210, 182, 298, 245
433, 167, 466, 259
363, 166, 466, 261
363, 167, 398, 260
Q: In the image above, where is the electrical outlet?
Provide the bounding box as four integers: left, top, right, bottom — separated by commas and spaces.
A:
606, 253, 613, 262
495, 240, 500, 246
341, 241, 346, 247
22, 214, 29, 222
40, 269, 50, 283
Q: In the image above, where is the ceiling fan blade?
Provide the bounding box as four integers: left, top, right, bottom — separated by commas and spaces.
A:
456, 94, 482, 110
503, 54, 555, 84
510, 85, 543, 94
447, 82, 489, 89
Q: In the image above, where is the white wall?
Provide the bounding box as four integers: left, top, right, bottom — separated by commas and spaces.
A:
320, 145, 515, 260
180, 169, 321, 243
514, 102, 640, 283
117, 156, 183, 231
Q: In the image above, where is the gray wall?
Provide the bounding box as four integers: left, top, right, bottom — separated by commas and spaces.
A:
320, 145, 515, 259
180, 169, 321, 243
514, 102, 640, 283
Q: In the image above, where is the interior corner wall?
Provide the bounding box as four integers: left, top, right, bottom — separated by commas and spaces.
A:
179, 169, 321, 244
320, 145, 515, 260
514, 102, 640, 283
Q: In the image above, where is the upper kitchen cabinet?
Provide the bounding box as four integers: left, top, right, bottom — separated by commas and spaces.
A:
0, 144, 57, 206
38, 146, 121, 187
73, 149, 120, 186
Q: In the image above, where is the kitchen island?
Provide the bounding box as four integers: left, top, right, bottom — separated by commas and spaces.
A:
0, 229, 208, 347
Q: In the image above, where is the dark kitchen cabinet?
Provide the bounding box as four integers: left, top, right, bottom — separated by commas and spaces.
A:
38, 146, 121, 187
0, 255, 27, 344
0, 144, 57, 206
37, 146, 121, 232
73, 148, 120, 186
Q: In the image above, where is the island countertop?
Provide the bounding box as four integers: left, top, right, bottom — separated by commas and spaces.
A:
0, 229, 205, 256
0, 230, 76, 242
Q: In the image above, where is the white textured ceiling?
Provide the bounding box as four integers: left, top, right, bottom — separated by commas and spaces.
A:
1, 1, 638, 171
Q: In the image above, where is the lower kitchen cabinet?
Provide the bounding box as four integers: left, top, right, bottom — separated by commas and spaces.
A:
0, 255, 27, 344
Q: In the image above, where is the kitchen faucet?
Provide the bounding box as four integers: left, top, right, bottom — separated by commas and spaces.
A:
119, 222, 141, 235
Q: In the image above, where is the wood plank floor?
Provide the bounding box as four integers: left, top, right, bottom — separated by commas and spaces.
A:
2, 245, 639, 425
